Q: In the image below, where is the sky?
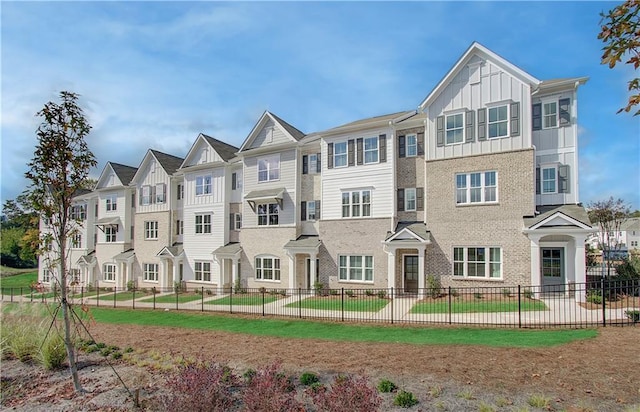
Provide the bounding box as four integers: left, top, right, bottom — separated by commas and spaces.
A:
1, 1, 639, 210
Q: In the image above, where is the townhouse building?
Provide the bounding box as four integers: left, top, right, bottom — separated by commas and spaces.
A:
39, 42, 594, 302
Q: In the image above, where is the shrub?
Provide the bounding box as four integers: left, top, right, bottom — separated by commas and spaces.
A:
345, 290, 355, 297
308, 373, 382, 412
527, 394, 550, 408
279, 289, 288, 297
377, 379, 397, 393
111, 351, 123, 360
377, 290, 387, 299
300, 371, 319, 386
501, 288, 511, 297
426, 274, 442, 298
522, 288, 534, 299
473, 292, 483, 300
625, 309, 640, 322
365, 289, 375, 296
242, 368, 256, 384
259, 286, 267, 294
586, 290, 603, 304
329, 289, 339, 296
126, 280, 136, 292
174, 282, 184, 293
450, 288, 459, 298
242, 361, 302, 411
393, 390, 418, 408
38, 333, 67, 370
160, 361, 239, 412
205, 289, 213, 295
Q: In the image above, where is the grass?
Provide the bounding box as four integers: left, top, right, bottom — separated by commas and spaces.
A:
285, 297, 389, 312
97, 291, 142, 301
0, 271, 38, 290
205, 294, 279, 306
410, 298, 547, 314
75, 306, 598, 348
139, 293, 203, 304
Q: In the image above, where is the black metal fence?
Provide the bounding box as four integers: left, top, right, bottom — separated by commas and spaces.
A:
2, 280, 638, 329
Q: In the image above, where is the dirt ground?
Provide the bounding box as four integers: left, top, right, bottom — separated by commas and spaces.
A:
2, 320, 639, 411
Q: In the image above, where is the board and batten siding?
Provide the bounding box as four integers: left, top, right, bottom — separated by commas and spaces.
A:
98, 188, 132, 243
242, 149, 297, 227
321, 130, 394, 220
135, 160, 171, 214
183, 168, 226, 206
249, 118, 291, 149
426, 56, 533, 161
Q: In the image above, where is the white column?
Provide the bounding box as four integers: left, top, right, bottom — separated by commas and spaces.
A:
417, 246, 426, 298
386, 246, 396, 290
574, 234, 588, 303
309, 252, 317, 289
160, 260, 168, 289
231, 257, 238, 290
172, 259, 179, 285
529, 234, 542, 289
288, 253, 295, 289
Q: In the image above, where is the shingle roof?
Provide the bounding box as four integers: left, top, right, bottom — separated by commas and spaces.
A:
270, 112, 306, 141
201, 134, 239, 162
323, 111, 414, 133
109, 162, 138, 185
284, 235, 322, 249
524, 204, 592, 228
621, 217, 640, 231
386, 222, 431, 241
150, 150, 184, 175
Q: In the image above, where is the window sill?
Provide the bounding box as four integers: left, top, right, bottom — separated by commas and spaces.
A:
455, 202, 499, 207
338, 280, 375, 284
255, 279, 282, 283
452, 276, 503, 282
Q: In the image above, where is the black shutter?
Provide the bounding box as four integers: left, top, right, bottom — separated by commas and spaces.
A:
231, 173, 237, 190
559, 98, 571, 127
535, 167, 541, 194
151, 185, 156, 204
532, 103, 542, 131
397, 189, 405, 212
379, 134, 386, 162
416, 187, 424, 211
465, 110, 475, 142
327, 143, 334, 169
417, 132, 424, 155
139, 188, 143, 205
229, 214, 234, 231
477, 108, 487, 141
348, 139, 355, 166
510, 102, 520, 136
436, 116, 445, 147
302, 155, 308, 174
398, 135, 406, 158
316, 153, 321, 173
356, 138, 363, 165
315, 200, 320, 220
558, 165, 570, 193
301, 201, 307, 221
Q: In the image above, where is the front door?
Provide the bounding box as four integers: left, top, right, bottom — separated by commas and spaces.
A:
404, 255, 418, 293
541, 247, 565, 293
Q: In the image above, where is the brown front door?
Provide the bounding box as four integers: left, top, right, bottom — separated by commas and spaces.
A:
404, 255, 418, 293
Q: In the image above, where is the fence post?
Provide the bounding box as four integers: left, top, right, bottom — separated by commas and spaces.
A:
518, 285, 522, 329
341, 288, 344, 322
390, 287, 393, 324
230, 287, 233, 314
601, 277, 606, 327
132, 288, 136, 310
201, 287, 204, 312
262, 288, 265, 317
448, 286, 452, 325
175, 287, 179, 311
97, 287, 100, 307
113, 288, 117, 308
152, 288, 156, 310
298, 288, 302, 319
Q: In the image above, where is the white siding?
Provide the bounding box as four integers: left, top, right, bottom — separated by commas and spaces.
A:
249, 118, 290, 149
135, 159, 171, 214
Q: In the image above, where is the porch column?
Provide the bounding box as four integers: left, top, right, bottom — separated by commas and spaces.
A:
215, 260, 224, 295
160, 260, 168, 290
231, 256, 239, 290
529, 234, 543, 291
287, 252, 295, 290
385, 246, 396, 290
574, 234, 588, 303
309, 251, 317, 289
417, 245, 426, 298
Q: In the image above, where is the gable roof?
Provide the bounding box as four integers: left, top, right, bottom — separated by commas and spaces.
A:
419, 42, 540, 111
150, 150, 184, 175
385, 222, 431, 242
524, 204, 593, 230
239, 111, 305, 152
109, 162, 138, 186
320, 111, 413, 136
201, 134, 239, 162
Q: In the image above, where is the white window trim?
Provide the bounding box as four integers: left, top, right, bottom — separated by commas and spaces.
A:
194, 261, 212, 282
234, 213, 242, 230
105, 226, 117, 243
455, 171, 498, 205
404, 188, 417, 212
487, 103, 510, 139
363, 136, 379, 164
341, 189, 372, 218
155, 183, 166, 204
195, 175, 212, 196
103, 264, 116, 282
338, 254, 374, 283
406, 134, 418, 157
71, 233, 82, 249
105, 194, 118, 212
195, 213, 212, 234
307, 201, 317, 221
308, 154, 318, 174
257, 203, 279, 226
445, 112, 465, 146
541, 164, 557, 194
255, 255, 281, 282
333, 141, 348, 168
542, 99, 558, 129
452, 246, 503, 280
257, 154, 281, 183
141, 185, 152, 205
143, 263, 159, 282
144, 221, 158, 240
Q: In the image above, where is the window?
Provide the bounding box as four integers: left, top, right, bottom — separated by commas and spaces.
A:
145, 221, 158, 239
176, 220, 184, 235
232, 172, 242, 190
258, 155, 280, 182
339, 255, 374, 282
406, 134, 417, 157
155, 183, 166, 203
103, 264, 116, 282
42, 269, 52, 283
334, 142, 347, 168
194, 261, 211, 282
141, 186, 151, 205
405, 188, 417, 211
106, 194, 117, 211
453, 247, 502, 279
143, 263, 158, 282
234, 213, 242, 230
105, 226, 117, 242
455, 171, 497, 205
195, 175, 212, 196
177, 184, 184, 200
307, 201, 316, 221
488, 105, 508, 138
195, 214, 212, 234
70, 205, 86, 220
364, 137, 379, 164
70, 269, 80, 283
255, 256, 281, 281
543, 102, 557, 129
542, 167, 556, 193
309, 154, 318, 173
446, 113, 464, 145
341, 190, 371, 218
71, 233, 82, 248
257, 203, 279, 226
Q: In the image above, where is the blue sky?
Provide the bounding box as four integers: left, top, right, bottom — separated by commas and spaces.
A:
1, 1, 638, 210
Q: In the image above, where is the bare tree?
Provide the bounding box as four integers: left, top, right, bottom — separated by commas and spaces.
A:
588, 197, 630, 277
25, 91, 97, 392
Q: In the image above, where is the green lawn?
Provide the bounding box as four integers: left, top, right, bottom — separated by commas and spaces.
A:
206, 294, 279, 306
96, 291, 149, 301
286, 296, 390, 312
0, 271, 38, 290
139, 293, 204, 304
410, 298, 548, 314
24, 291, 58, 300
82, 307, 598, 348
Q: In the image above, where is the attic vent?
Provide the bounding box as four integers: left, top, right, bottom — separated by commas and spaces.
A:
468, 62, 482, 85
266, 127, 273, 143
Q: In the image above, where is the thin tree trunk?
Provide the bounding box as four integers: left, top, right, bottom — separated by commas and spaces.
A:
59, 237, 83, 392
